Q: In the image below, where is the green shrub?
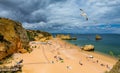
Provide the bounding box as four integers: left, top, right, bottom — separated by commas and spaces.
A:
0, 61, 3, 64
109, 51, 114, 57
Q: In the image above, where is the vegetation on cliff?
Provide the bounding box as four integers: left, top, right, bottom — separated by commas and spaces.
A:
27, 30, 53, 42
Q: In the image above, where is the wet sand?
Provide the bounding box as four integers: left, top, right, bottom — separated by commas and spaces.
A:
21, 38, 117, 73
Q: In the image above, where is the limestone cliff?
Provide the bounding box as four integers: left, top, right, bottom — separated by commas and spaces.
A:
106, 59, 120, 73
27, 30, 53, 42
0, 17, 29, 60
56, 34, 77, 40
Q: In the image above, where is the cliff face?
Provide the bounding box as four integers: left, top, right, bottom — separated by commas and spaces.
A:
0, 17, 29, 60
56, 34, 77, 40
56, 34, 71, 40
106, 59, 120, 73
27, 30, 53, 42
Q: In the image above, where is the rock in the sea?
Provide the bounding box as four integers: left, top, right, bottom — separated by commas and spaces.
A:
0, 17, 29, 60
83, 45, 94, 51
95, 35, 102, 40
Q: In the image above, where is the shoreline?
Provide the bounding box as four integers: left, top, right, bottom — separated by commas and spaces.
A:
21, 38, 118, 73
93, 51, 118, 60
64, 39, 118, 60
82, 51, 117, 64
61, 39, 117, 64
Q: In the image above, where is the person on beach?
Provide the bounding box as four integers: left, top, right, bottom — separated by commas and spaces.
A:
54, 56, 64, 63
54, 56, 58, 61
100, 63, 105, 66
106, 64, 111, 69
96, 60, 99, 63
106, 64, 108, 68
58, 56, 64, 63
51, 61, 54, 64
66, 66, 72, 70
79, 61, 83, 65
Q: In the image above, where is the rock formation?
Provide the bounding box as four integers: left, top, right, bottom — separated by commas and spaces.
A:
0, 17, 29, 60
83, 44, 94, 51
96, 35, 102, 40
27, 30, 53, 42
106, 59, 120, 73
56, 34, 77, 40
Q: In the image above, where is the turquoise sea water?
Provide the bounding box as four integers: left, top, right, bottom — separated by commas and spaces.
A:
52, 34, 120, 57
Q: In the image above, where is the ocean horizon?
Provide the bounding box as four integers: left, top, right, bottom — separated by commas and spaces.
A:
52, 33, 120, 58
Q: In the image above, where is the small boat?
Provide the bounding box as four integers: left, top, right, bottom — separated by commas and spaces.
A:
95, 35, 102, 40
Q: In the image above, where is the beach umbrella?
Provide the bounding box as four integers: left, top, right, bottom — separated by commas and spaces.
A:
80, 9, 88, 21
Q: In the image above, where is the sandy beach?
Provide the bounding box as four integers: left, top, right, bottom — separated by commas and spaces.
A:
21, 38, 117, 73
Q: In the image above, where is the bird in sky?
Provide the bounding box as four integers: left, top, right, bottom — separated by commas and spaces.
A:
80, 9, 88, 21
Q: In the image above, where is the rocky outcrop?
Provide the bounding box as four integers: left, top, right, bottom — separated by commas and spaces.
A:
106, 59, 120, 73
56, 34, 77, 40
0, 17, 29, 60
96, 35, 102, 40
83, 44, 94, 51
27, 30, 53, 42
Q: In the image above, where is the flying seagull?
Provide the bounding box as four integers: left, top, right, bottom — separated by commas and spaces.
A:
80, 9, 88, 21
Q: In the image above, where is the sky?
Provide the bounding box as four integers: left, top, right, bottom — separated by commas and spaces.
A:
0, 0, 120, 34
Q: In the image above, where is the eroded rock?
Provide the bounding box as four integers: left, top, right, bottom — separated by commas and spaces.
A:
83, 44, 94, 51
0, 17, 29, 60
